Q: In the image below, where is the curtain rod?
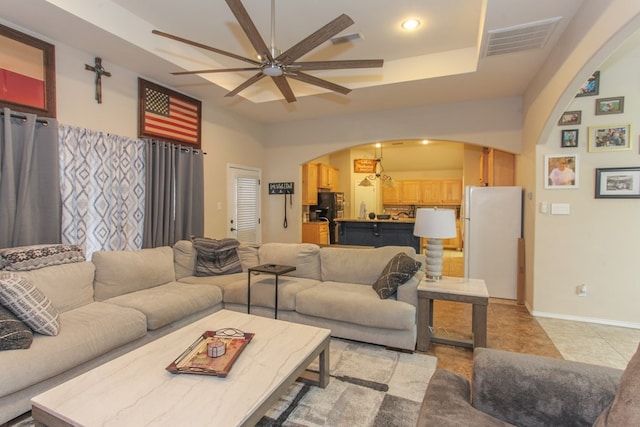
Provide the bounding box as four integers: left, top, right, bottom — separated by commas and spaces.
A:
0, 111, 50, 126
149, 140, 207, 155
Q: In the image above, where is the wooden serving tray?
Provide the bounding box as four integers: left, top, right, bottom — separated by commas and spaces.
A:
166, 330, 254, 377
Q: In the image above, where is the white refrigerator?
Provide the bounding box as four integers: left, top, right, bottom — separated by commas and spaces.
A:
463, 186, 522, 299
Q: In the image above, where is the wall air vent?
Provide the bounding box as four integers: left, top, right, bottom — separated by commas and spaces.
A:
484, 16, 561, 57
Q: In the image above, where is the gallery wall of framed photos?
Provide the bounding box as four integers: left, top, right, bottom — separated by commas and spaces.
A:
549, 65, 638, 199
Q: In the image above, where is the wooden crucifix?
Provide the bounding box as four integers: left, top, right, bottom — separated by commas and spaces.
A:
84, 57, 111, 104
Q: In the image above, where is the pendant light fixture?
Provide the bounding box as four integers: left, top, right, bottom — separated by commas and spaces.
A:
358, 144, 393, 186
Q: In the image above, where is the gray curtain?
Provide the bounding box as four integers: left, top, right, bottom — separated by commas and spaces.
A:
143, 140, 204, 247
0, 108, 61, 249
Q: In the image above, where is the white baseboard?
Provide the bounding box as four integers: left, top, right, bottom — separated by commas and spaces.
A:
531, 310, 640, 330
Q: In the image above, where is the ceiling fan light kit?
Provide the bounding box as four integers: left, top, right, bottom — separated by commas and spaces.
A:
154, 0, 383, 103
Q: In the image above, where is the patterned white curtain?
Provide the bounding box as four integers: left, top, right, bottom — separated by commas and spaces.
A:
58, 124, 145, 258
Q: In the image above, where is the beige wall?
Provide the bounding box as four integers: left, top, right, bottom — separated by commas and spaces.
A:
9, 0, 639, 330
531, 31, 640, 326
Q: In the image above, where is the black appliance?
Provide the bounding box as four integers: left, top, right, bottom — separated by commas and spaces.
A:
312, 192, 344, 244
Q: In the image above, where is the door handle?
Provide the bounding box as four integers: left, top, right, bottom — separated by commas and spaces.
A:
230, 227, 237, 231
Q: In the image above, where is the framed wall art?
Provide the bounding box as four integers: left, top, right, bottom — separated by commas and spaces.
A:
0, 23, 56, 117
576, 71, 599, 97
558, 110, 581, 126
545, 154, 579, 189
561, 129, 578, 148
595, 96, 624, 115
138, 78, 202, 148
595, 167, 640, 199
588, 124, 631, 152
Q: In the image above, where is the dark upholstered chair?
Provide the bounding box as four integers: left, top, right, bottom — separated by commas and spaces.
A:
417, 344, 640, 426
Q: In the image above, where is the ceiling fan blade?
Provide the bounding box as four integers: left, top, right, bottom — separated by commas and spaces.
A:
286, 72, 351, 95
277, 14, 354, 65
152, 29, 260, 66
289, 59, 384, 71
225, 72, 266, 98
225, 0, 273, 62
271, 76, 296, 103
171, 67, 260, 75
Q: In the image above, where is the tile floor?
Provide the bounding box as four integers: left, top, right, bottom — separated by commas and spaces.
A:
426, 250, 640, 380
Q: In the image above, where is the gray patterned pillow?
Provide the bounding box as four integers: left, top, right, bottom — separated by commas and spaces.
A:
0, 244, 85, 271
192, 237, 242, 276
0, 305, 33, 350
373, 252, 421, 299
0, 272, 60, 336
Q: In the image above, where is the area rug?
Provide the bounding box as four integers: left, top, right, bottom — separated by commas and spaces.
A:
257, 338, 438, 427
7, 339, 437, 427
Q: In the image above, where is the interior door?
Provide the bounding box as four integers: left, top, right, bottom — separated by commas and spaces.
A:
227, 165, 261, 244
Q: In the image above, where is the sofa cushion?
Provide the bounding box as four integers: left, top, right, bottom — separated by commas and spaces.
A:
179, 272, 247, 288
594, 343, 640, 426
0, 244, 84, 271
258, 243, 321, 280
0, 305, 33, 350
192, 237, 242, 276
103, 282, 222, 330
0, 302, 146, 397
295, 281, 416, 330
223, 276, 320, 310
0, 272, 60, 336
173, 240, 197, 280
92, 246, 176, 301
17, 261, 95, 313
373, 252, 421, 298
320, 246, 417, 285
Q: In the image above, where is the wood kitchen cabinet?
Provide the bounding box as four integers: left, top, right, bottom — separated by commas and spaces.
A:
421, 180, 442, 204
382, 183, 401, 204
400, 181, 423, 204
317, 163, 339, 191
302, 163, 318, 205
302, 222, 329, 245
481, 148, 515, 186
385, 179, 460, 205
328, 167, 339, 191
440, 179, 463, 204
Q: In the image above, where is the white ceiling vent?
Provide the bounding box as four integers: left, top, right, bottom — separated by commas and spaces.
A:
484, 16, 561, 57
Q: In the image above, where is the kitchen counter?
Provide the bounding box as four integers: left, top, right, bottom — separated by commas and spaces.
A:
335, 219, 420, 252
335, 218, 415, 223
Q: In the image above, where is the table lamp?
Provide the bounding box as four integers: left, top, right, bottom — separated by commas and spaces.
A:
413, 208, 457, 281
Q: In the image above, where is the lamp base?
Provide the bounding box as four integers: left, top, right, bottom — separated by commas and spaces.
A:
425, 238, 444, 281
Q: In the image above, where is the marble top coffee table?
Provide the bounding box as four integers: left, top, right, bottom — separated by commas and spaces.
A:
31, 310, 330, 427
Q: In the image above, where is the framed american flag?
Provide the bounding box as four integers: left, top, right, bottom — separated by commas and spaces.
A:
138, 78, 201, 148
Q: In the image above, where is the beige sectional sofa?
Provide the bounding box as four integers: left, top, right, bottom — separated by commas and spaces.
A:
0, 241, 423, 424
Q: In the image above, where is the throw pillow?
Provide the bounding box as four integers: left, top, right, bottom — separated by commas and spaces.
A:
0, 244, 85, 271
192, 237, 243, 276
373, 252, 421, 299
0, 272, 60, 336
0, 305, 33, 350
593, 343, 640, 426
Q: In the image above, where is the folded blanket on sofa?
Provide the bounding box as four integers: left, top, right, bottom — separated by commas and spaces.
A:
192, 237, 242, 276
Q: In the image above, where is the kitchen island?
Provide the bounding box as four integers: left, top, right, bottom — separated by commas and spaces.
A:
335, 218, 420, 252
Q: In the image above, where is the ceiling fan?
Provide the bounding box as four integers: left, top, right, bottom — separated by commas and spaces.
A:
153, 0, 384, 103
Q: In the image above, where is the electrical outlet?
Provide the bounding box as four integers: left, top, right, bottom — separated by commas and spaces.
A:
577, 284, 587, 297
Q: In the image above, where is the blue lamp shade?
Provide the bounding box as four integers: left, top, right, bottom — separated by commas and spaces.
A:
413, 208, 457, 239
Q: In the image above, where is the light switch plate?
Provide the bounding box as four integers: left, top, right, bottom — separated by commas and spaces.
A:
551, 203, 570, 215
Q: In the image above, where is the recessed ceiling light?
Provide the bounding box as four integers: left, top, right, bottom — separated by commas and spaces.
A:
402, 19, 420, 31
